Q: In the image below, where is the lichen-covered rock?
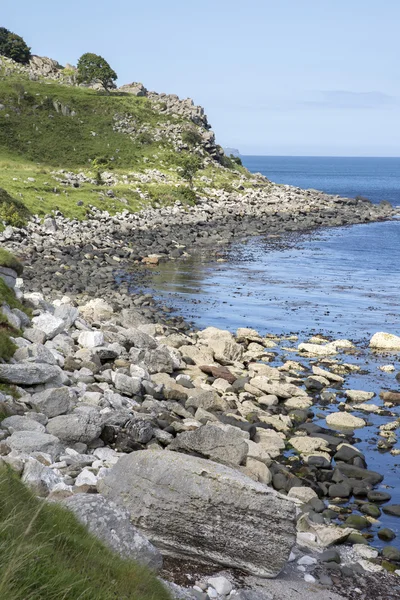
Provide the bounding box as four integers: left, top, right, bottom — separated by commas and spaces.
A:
98, 450, 296, 577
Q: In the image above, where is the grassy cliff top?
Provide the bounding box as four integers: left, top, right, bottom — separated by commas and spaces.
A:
0, 61, 257, 222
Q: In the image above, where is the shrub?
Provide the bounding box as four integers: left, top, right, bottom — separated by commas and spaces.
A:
77, 53, 117, 92
181, 128, 202, 146
0, 27, 31, 64
230, 154, 242, 166
179, 154, 202, 188
0, 187, 31, 227
0, 247, 23, 275
136, 131, 154, 145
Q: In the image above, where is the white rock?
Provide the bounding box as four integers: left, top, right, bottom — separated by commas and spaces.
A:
326, 412, 366, 430
287, 486, 318, 503
75, 468, 98, 487
345, 390, 375, 403
298, 555, 317, 566
207, 576, 233, 596
78, 331, 104, 348
304, 574, 316, 583
370, 332, 400, 351
32, 313, 65, 339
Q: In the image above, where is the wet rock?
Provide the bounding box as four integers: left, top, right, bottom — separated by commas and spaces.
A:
98, 450, 296, 577
383, 504, 400, 517
325, 412, 366, 430
344, 515, 371, 530
370, 332, 400, 351
360, 503, 381, 518
382, 546, 400, 562
378, 527, 396, 541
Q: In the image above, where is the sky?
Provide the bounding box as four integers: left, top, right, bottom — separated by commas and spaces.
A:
2, 0, 400, 156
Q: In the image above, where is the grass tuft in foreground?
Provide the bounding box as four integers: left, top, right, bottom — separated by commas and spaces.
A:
0, 468, 171, 600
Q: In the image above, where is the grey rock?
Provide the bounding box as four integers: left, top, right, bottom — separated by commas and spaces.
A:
14, 343, 57, 365
113, 373, 142, 396
7, 430, 63, 460
0, 362, 62, 385
1, 415, 45, 433
46, 407, 102, 443
98, 450, 296, 578
130, 345, 180, 374
54, 304, 79, 329
62, 494, 162, 570
22, 457, 64, 496
169, 424, 248, 466
30, 386, 72, 417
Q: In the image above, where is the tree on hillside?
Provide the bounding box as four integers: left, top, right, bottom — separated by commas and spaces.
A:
0, 27, 31, 64
179, 155, 202, 189
77, 53, 117, 92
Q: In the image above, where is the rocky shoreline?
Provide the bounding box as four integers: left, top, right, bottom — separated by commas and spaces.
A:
0, 187, 399, 600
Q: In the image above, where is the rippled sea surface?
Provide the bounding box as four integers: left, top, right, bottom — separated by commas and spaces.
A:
138, 156, 400, 548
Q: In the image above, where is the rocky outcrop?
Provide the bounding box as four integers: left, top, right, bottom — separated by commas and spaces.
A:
98, 450, 296, 577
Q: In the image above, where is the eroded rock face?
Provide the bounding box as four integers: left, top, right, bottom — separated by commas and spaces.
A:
98, 450, 296, 577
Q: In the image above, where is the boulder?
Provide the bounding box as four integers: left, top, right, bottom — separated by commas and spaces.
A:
62, 494, 162, 569
32, 312, 65, 340
79, 298, 114, 322
7, 431, 63, 460
22, 457, 65, 497
98, 450, 296, 577
1, 415, 45, 433
0, 363, 62, 385
30, 386, 72, 417
14, 343, 57, 365
78, 331, 104, 348
325, 412, 366, 430
46, 407, 102, 444
198, 327, 243, 364
345, 390, 375, 403
169, 424, 248, 466
370, 332, 400, 351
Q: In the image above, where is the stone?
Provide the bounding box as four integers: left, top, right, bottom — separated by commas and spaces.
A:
98, 450, 296, 577
199, 365, 236, 383
383, 505, 400, 517
345, 390, 375, 403
113, 373, 142, 397
328, 482, 352, 498
360, 503, 381, 518
75, 468, 98, 488
46, 407, 102, 444
22, 457, 65, 497
198, 327, 243, 364
0, 363, 62, 385
325, 412, 366, 430
169, 424, 248, 467
380, 391, 400, 404
245, 458, 272, 484
250, 377, 306, 399
32, 313, 65, 340
378, 528, 396, 541
207, 577, 233, 596
287, 487, 318, 503
344, 515, 371, 530
254, 429, 285, 458
320, 550, 341, 564
289, 436, 329, 454
62, 494, 162, 570
78, 330, 105, 348
14, 343, 57, 365
186, 390, 229, 412
30, 387, 72, 418
7, 431, 63, 460
304, 376, 330, 390
298, 343, 337, 356
382, 546, 400, 562
335, 462, 383, 485
370, 332, 400, 351
1, 415, 45, 433
53, 304, 79, 329
79, 298, 114, 322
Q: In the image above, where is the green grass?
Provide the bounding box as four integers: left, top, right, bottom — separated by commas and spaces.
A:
0, 468, 171, 600
0, 247, 23, 275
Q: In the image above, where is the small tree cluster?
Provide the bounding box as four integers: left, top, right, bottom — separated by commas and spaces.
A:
0, 27, 31, 64
179, 155, 202, 188
77, 53, 117, 92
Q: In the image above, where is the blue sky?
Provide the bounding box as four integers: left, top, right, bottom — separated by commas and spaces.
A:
3, 0, 399, 156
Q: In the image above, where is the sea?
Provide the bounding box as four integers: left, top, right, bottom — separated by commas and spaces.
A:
139, 156, 400, 547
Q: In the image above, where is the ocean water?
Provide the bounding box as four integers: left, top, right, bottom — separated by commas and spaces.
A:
242, 156, 400, 206
138, 156, 400, 547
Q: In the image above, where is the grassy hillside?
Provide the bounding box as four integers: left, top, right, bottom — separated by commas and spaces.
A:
0, 468, 171, 600
0, 64, 251, 222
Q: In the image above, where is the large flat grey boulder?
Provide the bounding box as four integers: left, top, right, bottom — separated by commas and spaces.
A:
62, 494, 162, 570
0, 363, 62, 385
30, 386, 72, 417
98, 450, 296, 577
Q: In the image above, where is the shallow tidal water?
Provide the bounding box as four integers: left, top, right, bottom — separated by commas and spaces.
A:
137, 220, 400, 549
